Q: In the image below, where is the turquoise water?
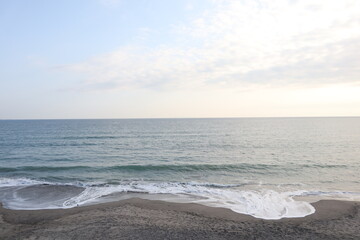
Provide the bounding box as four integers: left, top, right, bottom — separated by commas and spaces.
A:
1, 118, 359, 219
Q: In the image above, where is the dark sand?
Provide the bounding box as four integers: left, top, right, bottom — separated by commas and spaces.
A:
1, 198, 359, 239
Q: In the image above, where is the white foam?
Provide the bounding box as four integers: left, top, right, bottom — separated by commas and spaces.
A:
0, 177, 49, 187
62, 182, 315, 219
4, 179, 359, 219
0, 177, 104, 188
199, 189, 315, 219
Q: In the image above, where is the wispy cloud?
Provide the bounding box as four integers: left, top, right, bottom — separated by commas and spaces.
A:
64, 0, 360, 91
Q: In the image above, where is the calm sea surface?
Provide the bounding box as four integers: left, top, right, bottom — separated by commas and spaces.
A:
0, 118, 359, 219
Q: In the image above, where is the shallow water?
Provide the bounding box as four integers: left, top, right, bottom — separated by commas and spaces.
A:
1, 118, 359, 219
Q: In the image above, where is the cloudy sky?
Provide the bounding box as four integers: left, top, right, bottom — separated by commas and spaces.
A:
1, 0, 360, 119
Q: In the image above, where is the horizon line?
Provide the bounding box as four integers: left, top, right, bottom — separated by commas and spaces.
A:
1, 116, 359, 121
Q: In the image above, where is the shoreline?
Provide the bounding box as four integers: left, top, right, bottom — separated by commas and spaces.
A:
1, 198, 359, 239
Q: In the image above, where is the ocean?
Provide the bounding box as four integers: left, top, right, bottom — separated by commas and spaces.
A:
0, 118, 359, 219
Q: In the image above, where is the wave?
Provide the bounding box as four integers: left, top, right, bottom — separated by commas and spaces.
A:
0, 166, 92, 173
62, 136, 120, 140
0, 163, 349, 174
0, 177, 51, 187
0, 177, 314, 219
1, 177, 360, 220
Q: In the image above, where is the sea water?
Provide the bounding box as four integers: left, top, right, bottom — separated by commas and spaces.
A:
0, 118, 359, 219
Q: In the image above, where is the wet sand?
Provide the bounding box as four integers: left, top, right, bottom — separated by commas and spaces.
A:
1, 198, 359, 239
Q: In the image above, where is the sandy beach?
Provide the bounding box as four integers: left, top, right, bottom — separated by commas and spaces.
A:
0, 198, 359, 239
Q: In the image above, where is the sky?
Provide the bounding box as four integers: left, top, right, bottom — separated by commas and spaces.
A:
1, 0, 360, 119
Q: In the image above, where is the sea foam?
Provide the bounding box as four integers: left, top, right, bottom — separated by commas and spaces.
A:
3, 178, 360, 219
61, 181, 315, 219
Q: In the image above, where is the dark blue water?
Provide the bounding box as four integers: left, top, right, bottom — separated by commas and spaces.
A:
1, 118, 359, 219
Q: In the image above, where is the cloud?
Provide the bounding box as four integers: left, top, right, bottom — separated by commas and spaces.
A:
64, 0, 360, 91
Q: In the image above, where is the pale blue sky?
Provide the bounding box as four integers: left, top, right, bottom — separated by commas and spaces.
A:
1, 0, 360, 119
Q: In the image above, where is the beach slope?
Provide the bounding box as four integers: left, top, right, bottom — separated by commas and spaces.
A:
1, 199, 359, 239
